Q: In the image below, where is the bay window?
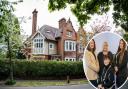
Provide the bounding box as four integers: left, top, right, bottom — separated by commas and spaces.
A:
65, 40, 76, 51
33, 34, 44, 54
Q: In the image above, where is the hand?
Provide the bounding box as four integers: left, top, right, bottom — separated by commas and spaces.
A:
98, 84, 104, 89
114, 66, 118, 72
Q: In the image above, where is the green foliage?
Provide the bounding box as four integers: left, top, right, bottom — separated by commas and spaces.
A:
0, 60, 10, 80
5, 79, 16, 85
48, 0, 111, 27
123, 33, 128, 41
48, 0, 128, 31
0, 0, 22, 58
0, 60, 84, 80
112, 0, 128, 32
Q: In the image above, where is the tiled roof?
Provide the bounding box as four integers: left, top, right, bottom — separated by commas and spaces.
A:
39, 25, 61, 41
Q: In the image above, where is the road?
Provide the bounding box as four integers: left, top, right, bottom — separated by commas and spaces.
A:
0, 84, 94, 89
0, 81, 128, 89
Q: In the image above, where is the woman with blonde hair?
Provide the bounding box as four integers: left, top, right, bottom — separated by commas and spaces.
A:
114, 39, 128, 88
84, 39, 99, 87
97, 42, 113, 77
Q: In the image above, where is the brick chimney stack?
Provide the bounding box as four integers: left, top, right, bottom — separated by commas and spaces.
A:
32, 9, 38, 35
58, 18, 66, 29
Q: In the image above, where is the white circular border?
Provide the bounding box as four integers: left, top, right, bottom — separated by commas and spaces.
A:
82, 31, 128, 89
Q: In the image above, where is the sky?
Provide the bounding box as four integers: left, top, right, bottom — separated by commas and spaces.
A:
9, 0, 115, 36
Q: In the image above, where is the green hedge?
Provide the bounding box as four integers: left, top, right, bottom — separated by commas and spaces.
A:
0, 60, 85, 80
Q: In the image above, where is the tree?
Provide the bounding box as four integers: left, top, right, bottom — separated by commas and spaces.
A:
90, 15, 112, 34
0, 0, 22, 85
48, 0, 128, 32
48, 0, 111, 27
112, 0, 128, 32
0, 0, 22, 58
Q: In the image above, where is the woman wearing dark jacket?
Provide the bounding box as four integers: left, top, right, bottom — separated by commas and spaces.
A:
114, 39, 128, 88
98, 55, 115, 89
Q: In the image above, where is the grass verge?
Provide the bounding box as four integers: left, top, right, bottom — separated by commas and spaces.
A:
13, 79, 88, 87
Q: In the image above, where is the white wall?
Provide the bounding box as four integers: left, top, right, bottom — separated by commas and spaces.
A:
44, 41, 57, 55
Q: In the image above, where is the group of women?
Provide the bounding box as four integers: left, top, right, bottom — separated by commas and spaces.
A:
84, 39, 128, 89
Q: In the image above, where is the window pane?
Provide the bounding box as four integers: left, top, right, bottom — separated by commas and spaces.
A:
66, 42, 68, 50
69, 42, 72, 50
49, 43, 54, 49
40, 43, 43, 48
73, 43, 74, 50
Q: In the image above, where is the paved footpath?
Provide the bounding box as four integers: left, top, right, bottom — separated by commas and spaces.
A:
0, 84, 94, 89
0, 81, 128, 89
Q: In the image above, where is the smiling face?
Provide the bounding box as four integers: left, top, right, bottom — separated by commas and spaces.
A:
89, 40, 95, 50
103, 42, 109, 52
119, 40, 125, 50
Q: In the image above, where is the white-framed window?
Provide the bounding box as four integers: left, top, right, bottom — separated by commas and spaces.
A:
65, 58, 76, 61
67, 31, 72, 37
65, 40, 76, 51
33, 33, 44, 54
49, 43, 54, 49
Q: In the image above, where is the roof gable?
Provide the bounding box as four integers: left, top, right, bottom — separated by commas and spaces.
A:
39, 25, 61, 41
31, 31, 45, 40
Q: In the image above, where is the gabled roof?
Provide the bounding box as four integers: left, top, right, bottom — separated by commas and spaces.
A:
39, 25, 61, 41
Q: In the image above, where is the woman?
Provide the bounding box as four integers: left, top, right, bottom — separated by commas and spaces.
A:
114, 39, 128, 88
98, 55, 115, 89
84, 39, 99, 87
97, 42, 113, 77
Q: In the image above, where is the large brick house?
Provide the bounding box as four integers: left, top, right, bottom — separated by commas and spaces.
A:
23, 9, 87, 61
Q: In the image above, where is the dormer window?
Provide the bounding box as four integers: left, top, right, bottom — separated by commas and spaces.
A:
67, 31, 72, 37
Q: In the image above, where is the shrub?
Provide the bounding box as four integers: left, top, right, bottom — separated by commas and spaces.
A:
0, 60, 85, 80
5, 79, 16, 85
0, 60, 10, 80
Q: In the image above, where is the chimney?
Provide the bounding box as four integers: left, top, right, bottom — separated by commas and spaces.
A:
32, 9, 38, 35
58, 18, 66, 29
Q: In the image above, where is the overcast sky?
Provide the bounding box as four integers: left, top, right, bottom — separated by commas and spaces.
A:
10, 0, 115, 36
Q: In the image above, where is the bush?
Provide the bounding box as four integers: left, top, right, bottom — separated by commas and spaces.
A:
0, 60, 85, 80
0, 60, 10, 80
5, 79, 16, 85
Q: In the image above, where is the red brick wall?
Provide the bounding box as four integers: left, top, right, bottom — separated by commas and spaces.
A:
32, 9, 38, 35
58, 18, 77, 60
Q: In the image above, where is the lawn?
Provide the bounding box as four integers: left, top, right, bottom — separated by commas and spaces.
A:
12, 79, 88, 87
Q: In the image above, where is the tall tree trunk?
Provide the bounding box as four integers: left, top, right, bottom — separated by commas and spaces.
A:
7, 36, 13, 81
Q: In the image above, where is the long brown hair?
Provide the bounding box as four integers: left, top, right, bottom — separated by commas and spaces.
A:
87, 39, 96, 59
117, 39, 126, 63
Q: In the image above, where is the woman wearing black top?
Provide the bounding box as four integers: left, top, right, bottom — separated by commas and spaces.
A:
98, 55, 115, 89
114, 39, 128, 88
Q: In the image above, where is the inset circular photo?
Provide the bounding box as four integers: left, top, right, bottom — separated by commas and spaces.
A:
83, 32, 128, 89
